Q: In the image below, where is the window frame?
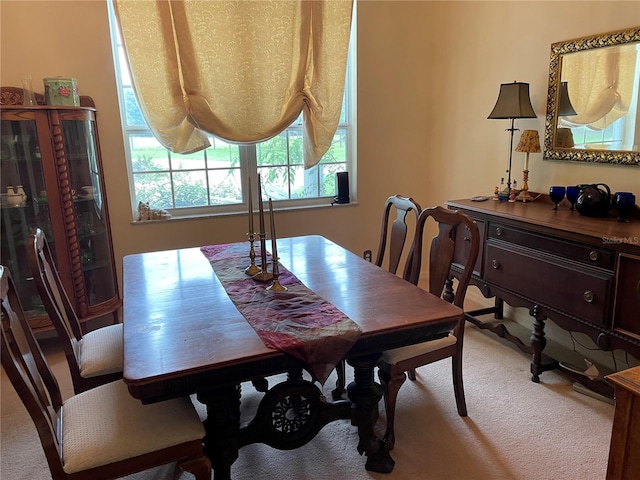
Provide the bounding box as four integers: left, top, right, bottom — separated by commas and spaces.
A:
107, 2, 357, 218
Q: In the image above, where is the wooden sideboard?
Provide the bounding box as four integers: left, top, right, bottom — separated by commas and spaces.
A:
446, 196, 640, 394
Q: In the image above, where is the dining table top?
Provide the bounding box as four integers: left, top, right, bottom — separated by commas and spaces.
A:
122, 235, 463, 402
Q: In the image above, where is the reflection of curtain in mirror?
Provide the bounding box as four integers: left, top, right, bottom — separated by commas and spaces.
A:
114, 0, 353, 168
559, 44, 637, 130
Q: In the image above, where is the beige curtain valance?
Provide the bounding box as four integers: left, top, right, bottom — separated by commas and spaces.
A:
114, 0, 353, 168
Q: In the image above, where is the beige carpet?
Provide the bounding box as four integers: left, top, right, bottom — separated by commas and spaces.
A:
1, 324, 614, 480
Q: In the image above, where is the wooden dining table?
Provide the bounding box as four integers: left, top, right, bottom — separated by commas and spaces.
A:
122, 235, 463, 479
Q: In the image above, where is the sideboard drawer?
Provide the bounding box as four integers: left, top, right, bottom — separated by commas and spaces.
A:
488, 222, 615, 270
485, 241, 613, 326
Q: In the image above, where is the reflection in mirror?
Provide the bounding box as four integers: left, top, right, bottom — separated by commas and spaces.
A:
544, 27, 640, 165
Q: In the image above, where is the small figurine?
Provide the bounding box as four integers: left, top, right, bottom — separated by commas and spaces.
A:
509, 188, 516, 202
137, 201, 172, 221
493, 185, 499, 200
500, 177, 508, 194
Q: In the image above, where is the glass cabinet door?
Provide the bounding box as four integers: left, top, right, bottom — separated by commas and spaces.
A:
61, 117, 116, 305
1, 116, 52, 325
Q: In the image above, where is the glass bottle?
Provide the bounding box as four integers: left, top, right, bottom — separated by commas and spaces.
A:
20, 74, 37, 106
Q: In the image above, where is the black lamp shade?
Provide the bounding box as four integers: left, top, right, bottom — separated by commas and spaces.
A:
488, 81, 537, 119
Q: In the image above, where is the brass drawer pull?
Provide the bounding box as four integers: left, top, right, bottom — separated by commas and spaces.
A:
589, 251, 599, 261
583, 291, 595, 303
492, 260, 500, 269
495, 227, 503, 236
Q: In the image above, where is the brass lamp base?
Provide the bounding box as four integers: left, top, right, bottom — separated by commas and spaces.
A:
515, 190, 535, 202
515, 169, 535, 202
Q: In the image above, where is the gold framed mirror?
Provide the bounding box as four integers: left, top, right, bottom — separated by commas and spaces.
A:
543, 27, 640, 165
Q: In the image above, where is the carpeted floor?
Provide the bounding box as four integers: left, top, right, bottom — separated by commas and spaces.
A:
1, 323, 615, 480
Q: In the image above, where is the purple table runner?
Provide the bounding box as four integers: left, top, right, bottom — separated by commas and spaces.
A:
200, 243, 362, 384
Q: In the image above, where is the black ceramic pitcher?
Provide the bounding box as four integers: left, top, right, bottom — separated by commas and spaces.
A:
575, 183, 612, 217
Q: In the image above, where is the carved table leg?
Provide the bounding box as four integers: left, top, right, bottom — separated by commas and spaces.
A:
529, 305, 547, 383
197, 384, 241, 480
347, 354, 394, 474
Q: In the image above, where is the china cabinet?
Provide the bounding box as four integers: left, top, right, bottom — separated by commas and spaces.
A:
1, 86, 120, 332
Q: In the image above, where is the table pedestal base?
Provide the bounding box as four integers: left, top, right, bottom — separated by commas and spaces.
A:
198, 357, 393, 479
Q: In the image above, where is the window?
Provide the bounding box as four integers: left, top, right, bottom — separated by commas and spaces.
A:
569, 118, 625, 150
107, 3, 356, 217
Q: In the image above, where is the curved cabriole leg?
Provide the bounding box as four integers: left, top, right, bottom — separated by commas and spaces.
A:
332, 360, 346, 400
378, 365, 406, 451
451, 352, 467, 417
197, 384, 241, 480
347, 354, 395, 473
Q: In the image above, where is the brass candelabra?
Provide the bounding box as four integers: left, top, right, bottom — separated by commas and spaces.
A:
244, 233, 261, 276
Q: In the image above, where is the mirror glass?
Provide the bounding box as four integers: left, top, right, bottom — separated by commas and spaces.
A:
543, 28, 640, 165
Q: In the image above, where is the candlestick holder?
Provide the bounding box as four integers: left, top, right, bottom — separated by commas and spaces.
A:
245, 233, 261, 276
252, 233, 273, 282
267, 257, 287, 291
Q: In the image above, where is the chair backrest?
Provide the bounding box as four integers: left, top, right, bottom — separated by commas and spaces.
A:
405, 206, 480, 311
27, 228, 85, 378
28, 228, 83, 341
1, 265, 67, 478
375, 195, 422, 276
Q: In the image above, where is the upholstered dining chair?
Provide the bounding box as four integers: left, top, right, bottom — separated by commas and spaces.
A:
332, 195, 422, 400
0, 265, 212, 480
27, 227, 123, 393
378, 206, 480, 449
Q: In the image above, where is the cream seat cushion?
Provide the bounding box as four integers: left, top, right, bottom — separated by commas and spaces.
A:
382, 335, 457, 364
79, 323, 123, 377
62, 380, 205, 473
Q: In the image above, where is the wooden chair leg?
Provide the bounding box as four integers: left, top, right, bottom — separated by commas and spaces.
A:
178, 456, 212, 480
378, 367, 407, 451
452, 354, 467, 417
332, 360, 346, 400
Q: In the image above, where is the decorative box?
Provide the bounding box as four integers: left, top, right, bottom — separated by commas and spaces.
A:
43, 77, 79, 106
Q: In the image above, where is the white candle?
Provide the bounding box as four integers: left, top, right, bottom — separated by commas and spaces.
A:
247, 176, 254, 234
524, 153, 530, 172
258, 174, 265, 236
269, 198, 277, 259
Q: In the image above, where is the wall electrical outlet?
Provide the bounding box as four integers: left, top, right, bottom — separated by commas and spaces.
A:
363, 250, 372, 262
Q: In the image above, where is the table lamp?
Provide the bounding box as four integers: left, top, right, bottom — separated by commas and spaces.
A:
514, 129, 541, 202
557, 81, 577, 116
556, 128, 575, 148
488, 81, 537, 193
